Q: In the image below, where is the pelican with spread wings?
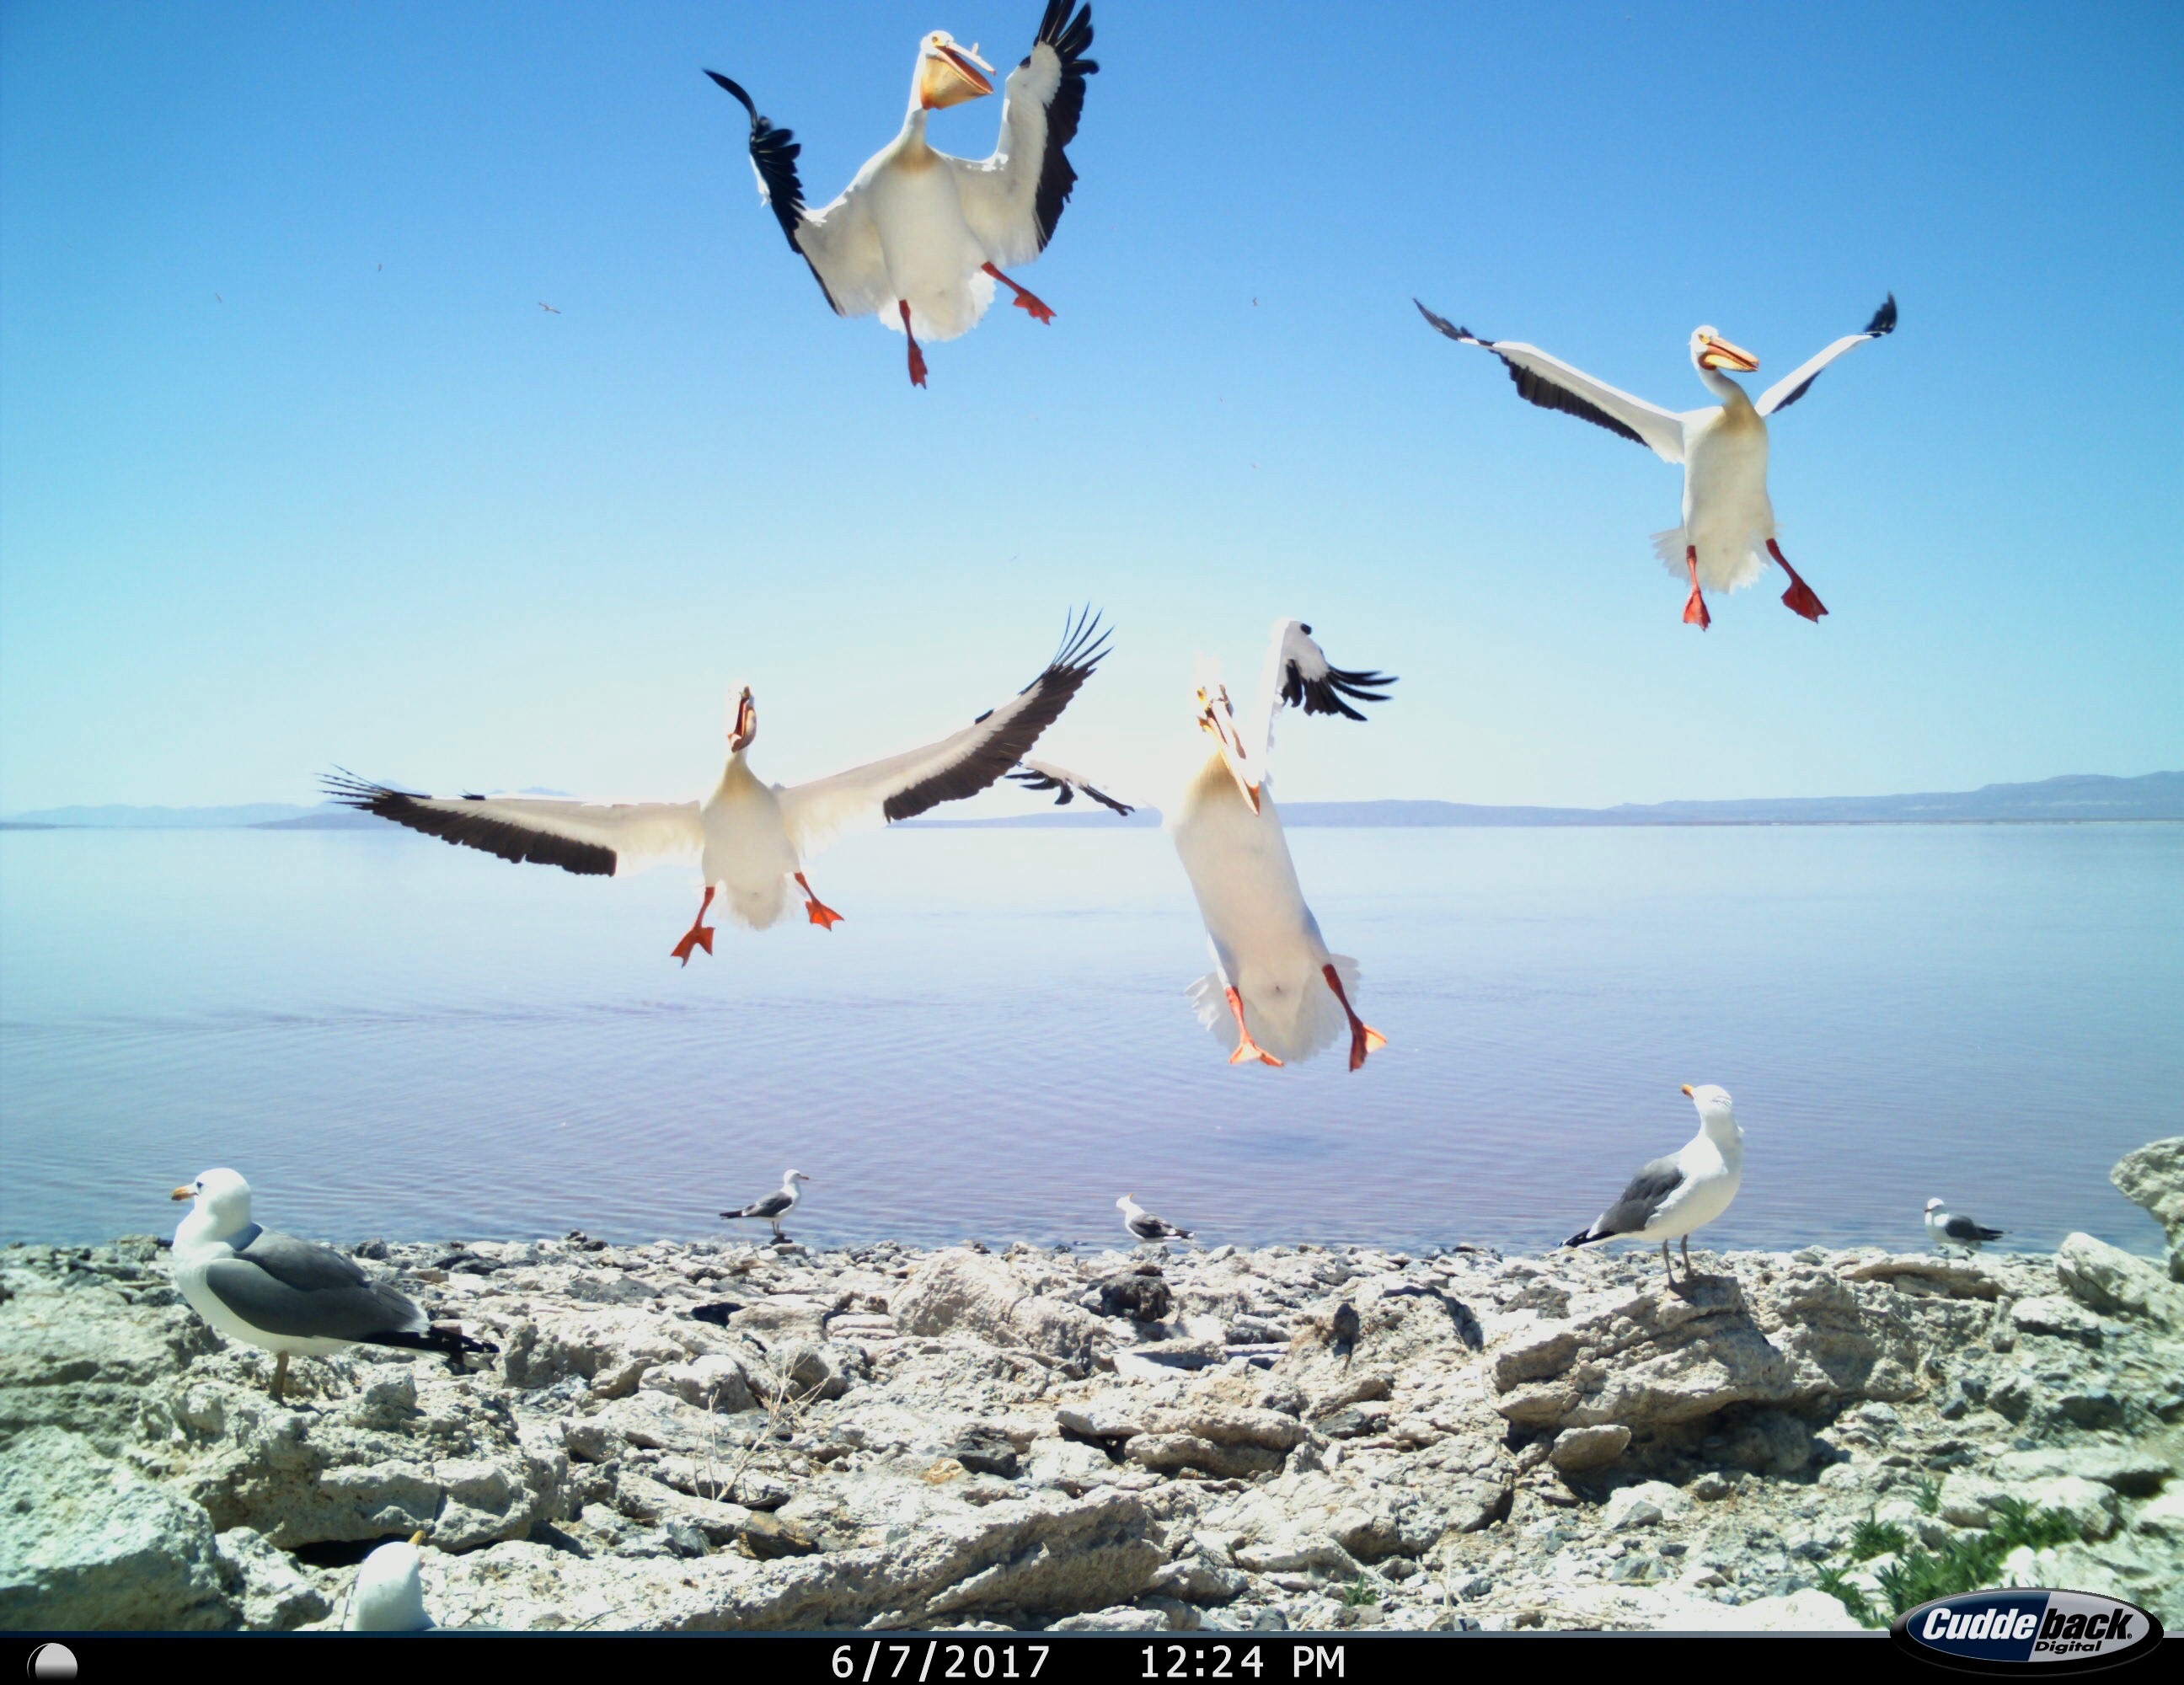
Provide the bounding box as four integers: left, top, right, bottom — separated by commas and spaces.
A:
1416, 296, 1897, 629
329, 611, 1110, 963
709, 2, 1097, 388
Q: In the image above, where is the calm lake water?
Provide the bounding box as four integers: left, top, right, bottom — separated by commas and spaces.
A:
1, 823, 2177, 1256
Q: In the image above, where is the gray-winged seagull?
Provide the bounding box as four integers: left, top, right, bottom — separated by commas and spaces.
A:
1117, 1194, 1191, 1244
722, 1169, 811, 1242
1924, 1198, 2005, 1254
169, 1169, 495, 1400
1565, 1083, 1745, 1288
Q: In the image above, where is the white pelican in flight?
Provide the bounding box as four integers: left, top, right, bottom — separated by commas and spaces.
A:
709, 3, 1098, 388
1416, 296, 1897, 629
1168, 621, 1396, 1073
329, 611, 1109, 963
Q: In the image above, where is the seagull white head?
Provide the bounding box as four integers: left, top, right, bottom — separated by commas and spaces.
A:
171, 1167, 252, 1230
1690, 326, 1759, 374
1116, 1194, 1137, 1211
727, 685, 757, 753
916, 31, 994, 110
1193, 680, 1261, 815
347, 1531, 431, 1632
1924, 1197, 1946, 1215
784, 1169, 811, 1185
1681, 1083, 1737, 1126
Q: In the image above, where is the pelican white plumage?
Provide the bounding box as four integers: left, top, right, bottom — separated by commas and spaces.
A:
709, 2, 1097, 388
1416, 296, 1897, 629
329, 611, 1109, 962
1167, 620, 1396, 1073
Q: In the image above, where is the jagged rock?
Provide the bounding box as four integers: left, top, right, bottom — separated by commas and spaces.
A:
2056, 1233, 2176, 1324
1126, 1434, 1284, 1479
641, 1354, 756, 1414
1088, 1270, 1174, 1324
0, 1426, 233, 1629
212, 1527, 330, 1629
1550, 1425, 1631, 1473
2012, 1296, 2104, 1344
1938, 1470, 2122, 1541
2112, 1137, 2184, 1277
893, 1250, 1110, 1374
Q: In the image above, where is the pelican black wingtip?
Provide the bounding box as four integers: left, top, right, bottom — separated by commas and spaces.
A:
1413, 298, 1470, 343
705, 70, 762, 124
1865, 292, 1898, 337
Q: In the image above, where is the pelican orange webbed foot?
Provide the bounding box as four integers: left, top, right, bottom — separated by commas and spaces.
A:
1767, 539, 1828, 621
672, 886, 718, 965
1223, 986, 1283, 1067
1682, 546, 1712, 630
795, 872, 843, 930
982, 263, 1055, 324
1320, 963, 1387, 1073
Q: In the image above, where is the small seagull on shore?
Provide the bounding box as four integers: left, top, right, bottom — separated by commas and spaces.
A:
1117, 1194, 1191, 1244
1924, 1198, 2005, 1255
346, 1532, 432, 1631
169, 1170, 495, 1401
1565, 1083, 1745, 1290
723, 1169, 811, 1242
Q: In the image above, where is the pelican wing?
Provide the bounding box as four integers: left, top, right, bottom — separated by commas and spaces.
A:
1007, 757, 1135, 815
779, 609, 1111, 852
1416, 300, 1687, 464
1756, 293, 1898, 417
943, 2, 1098, 265
1270, 621, 1397, 723
325, 773, 702, 878
707, 71, 891, 318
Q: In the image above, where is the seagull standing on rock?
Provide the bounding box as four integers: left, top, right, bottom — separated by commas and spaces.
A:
1564, 1084, 1745, 1290
1924, 1198, 2005, 1255
1117, 1194, 1191, 1244
723, 1169, 811, 1243
169, 1169, 495, 1401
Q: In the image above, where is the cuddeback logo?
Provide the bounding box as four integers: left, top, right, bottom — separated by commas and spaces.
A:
1891, 1588, 2164, 1672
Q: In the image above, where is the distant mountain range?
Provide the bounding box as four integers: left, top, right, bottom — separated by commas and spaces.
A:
6, 772, 2177, 832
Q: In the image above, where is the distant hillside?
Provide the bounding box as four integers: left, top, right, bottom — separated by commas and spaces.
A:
1276, 772, 2184, 827
6, 773, 2178, 832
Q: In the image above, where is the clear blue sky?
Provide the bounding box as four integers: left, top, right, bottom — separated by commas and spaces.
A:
3, 0, 2178, 813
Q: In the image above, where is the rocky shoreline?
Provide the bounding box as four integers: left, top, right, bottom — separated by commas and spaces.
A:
3, 1139, 2180, 1634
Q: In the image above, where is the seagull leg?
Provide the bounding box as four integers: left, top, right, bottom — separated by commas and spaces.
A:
1223, 986, 1283, 1067
1682, 546, 1711, 631
1766, 538, 1828, 622
271, 1351, 288, 1402
795, 872, 843, 930
1661, 1240, 1677, 1290
1320, 963, 1389, 1073
981, 262, 1055, 324
1682, 1235, 1694, 1280
671, 885, 717, 966
898, 301, 929, 388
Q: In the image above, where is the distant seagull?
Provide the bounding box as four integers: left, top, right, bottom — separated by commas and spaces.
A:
215, 293, 223, 302
346, 1533, 431, 1631
707, 3, 1096, 388
326, 610, 1109, 963
723, 1169, 811, 1242
1008, 758, 1134, 815
538, 302, 560, 313
1566, 1084, 1746, 1289
1170, 619, 1395, 1071
1924, 1197, 2005, 1255
1415, 295, 1896, 629
1117, 1193, 1191, 1244
169, 1170, 495, 1400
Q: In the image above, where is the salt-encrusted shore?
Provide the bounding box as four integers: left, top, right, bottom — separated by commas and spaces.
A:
3, 1140, 2180, 1633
